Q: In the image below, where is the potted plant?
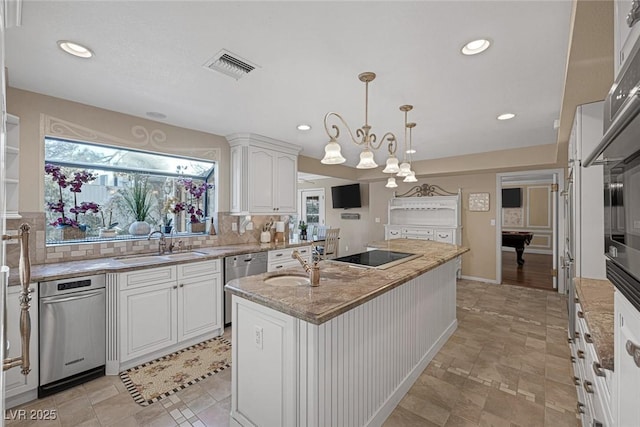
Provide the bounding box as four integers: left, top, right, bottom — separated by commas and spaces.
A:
122, 176, 153, 235
298, 220, 308, 240
173, 178, 213, 233
98, 198, 120, 238
45, 163, 100, 240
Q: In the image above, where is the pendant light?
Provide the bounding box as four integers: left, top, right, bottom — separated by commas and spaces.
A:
403, 122, 418, 183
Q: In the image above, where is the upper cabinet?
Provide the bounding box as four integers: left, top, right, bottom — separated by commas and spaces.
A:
614, 0, 640, 77
227, 133, 301, 215
5, 113, 20, 218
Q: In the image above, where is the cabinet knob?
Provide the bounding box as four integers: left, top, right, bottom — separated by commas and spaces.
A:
577, 311, 584, 319
573, 376, 580, 386
625, 340, 640, 368
583, 380, 594, 394
577, 402, 585, 414
575, 331, 581, 340
173, 286, 178, 289
584, 333, 593, 344
570, 356, 576, 363
592, 361, 606, 377
180, 284, 184, 288
577, 350, 585, 359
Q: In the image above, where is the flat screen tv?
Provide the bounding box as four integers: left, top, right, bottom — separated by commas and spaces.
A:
331, 184, 362, 209
502, 188, 522, 208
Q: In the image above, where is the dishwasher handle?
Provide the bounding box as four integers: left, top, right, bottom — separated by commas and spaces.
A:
41, 290, 104, 305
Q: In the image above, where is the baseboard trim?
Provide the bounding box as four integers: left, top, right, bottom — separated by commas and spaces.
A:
460, 275, 499, 284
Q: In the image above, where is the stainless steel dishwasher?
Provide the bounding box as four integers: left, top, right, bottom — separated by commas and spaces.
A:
224, 252, 268, 325
39, 274, 106, 397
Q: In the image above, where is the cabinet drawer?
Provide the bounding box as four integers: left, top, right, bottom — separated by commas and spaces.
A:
268, 246, 311, 263
178, 259, 221, 280
401, 227, 433, 236
268, 260, 301, 272
435, 230, 454, 243
120, 266, 176, 289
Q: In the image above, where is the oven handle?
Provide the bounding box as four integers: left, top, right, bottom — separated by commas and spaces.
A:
584, 90, 640, 167
41, 290, 104, 305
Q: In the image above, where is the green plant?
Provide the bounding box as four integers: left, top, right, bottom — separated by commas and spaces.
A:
298, 220, 307, 231
121, 176, 153, 222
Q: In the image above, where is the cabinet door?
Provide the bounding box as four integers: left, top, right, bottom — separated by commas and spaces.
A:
178, 274, 222, 342
615, 292, 640, 426
120, 283, 177, 362
274, 152, 297, 213
5, 284, 38, 398
248, 148, 276, 213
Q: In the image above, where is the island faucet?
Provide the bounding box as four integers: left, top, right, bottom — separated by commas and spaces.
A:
292, 250, 320, 287
147, 230, 167, 255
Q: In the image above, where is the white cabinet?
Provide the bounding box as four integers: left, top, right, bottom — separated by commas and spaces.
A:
384, 194, 462, 246
614, 0, 640, 77
570, 299, 614, 427
117, 259, 223, 366
268, 246, 312, 272
615, 290, 640, 426
227, 133, 302, 215
569, 101, 606, 280
4, 113, 19, 218
4, 283, 38, 407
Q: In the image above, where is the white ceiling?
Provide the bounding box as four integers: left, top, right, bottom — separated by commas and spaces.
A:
5, 1, 573, 168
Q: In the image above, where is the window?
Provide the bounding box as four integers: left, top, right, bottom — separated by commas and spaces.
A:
44, 138, 216, 244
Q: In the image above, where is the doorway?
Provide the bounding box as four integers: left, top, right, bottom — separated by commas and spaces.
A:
299, 189, 325, 231
496, 169, 565, 293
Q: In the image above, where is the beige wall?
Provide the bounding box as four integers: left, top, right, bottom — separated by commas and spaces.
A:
7, 88, 231, 213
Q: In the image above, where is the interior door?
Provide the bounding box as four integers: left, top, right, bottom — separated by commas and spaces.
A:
299, 189, 325, 229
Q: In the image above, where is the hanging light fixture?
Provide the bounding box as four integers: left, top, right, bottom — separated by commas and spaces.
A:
385, 105, 414, 188
385, 177, 398, 188
403, 122, 418, 183
322, 72, 399, 170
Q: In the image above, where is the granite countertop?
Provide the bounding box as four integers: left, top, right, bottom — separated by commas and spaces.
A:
575, 277, 614, 371
8, 239, 316, 286
225, 239, 469, 325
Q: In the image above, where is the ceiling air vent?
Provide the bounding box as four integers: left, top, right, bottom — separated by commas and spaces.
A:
203, 49, 260, 80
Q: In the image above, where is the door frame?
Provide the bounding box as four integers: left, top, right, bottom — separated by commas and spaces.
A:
496, 168, 565, 293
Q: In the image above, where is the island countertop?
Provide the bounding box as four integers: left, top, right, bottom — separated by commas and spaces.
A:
225, 239, 469, 325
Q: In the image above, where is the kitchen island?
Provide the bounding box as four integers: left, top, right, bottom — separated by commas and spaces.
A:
225, 239, 468, 427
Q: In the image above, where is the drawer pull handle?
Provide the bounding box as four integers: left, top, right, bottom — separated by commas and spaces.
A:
573, 376, 580, 386
577, 402, 585, 414
570, 356, 576, 363
584, 333, 593, 344
577, 350, 585, 359
567, 337, 573, 344
577, 311, 584, 318
625, 340, 640, 368
574, 297, 580, 303
276, 253, 283, 257
575, 331, 581, 340
592, 420, 603, 427
583, 380, 594, 394
592, 361, 606, 377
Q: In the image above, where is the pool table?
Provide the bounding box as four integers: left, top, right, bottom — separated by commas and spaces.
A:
502, 231, 534, 266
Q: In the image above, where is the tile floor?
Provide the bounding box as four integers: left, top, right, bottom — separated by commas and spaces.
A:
5, 280, 577, 426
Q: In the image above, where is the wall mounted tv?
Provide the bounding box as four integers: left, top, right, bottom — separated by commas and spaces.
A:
331, 183, 362, 209
502, 188, 522, 208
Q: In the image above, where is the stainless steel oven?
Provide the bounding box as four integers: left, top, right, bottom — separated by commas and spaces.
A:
585, 31, 640, 309
39, 274, 106, 397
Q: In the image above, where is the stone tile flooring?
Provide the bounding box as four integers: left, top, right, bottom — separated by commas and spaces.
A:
5, 280, 577, 426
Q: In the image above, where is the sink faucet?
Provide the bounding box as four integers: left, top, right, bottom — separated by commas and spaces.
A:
148, 230, 167, 255
292, 250, 320, 287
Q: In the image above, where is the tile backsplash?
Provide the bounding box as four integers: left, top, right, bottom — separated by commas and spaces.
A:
5, 212, 292, 267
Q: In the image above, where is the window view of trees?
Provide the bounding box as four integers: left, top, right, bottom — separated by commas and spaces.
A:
44, 138, 215, 243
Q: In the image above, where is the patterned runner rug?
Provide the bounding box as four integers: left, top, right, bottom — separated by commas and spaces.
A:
120, 336, 232, 406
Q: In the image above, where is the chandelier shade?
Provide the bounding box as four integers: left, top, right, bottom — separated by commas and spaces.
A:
321, 140, 347, 165
382, 155, 400, 173
385, 177, 398, 188
356, 148, 378, 169
403, 171, 418, 183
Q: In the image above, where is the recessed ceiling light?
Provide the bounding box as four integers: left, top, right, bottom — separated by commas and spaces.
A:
57, 40, 94, 58
497, 113, 516, 121
461, 39, 491, 56
146, 111, 167, 119
406, 149, 417, 154
297, 124, 312, 131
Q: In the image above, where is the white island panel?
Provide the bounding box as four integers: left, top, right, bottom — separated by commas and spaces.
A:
231, 260, 457, 427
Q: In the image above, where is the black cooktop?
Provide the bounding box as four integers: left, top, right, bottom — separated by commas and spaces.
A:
330, 250, 420, 269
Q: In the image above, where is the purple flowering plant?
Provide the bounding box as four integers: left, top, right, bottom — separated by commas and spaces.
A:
172, 178, 213, 224
45, 163, 100, 228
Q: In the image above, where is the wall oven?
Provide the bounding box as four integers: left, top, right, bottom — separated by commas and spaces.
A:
585, 32, 640, 310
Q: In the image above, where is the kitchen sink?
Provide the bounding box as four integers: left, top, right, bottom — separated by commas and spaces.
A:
264, 274, 311, 286
162, 251, 208, 260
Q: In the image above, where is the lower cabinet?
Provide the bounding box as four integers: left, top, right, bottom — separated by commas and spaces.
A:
615, 290, 640, 426
571, 299, 614, 427
4, 283, 39, 407
117, 259, 223, 368
268, 246, 311, 272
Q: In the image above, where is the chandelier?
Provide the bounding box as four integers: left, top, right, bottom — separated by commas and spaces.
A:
386, 106, 417, 188
321, 72, 400, 171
